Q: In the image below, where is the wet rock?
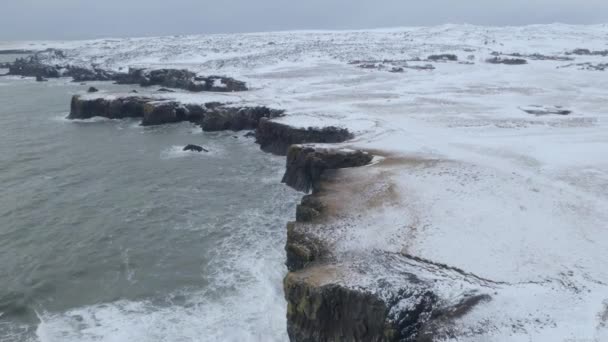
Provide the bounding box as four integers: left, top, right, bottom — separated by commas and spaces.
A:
157, 88, 175, 93
201, 106, 282, 132
69, 95, 152, 120
68, 94, 285, 128
35, 75, 48, 82
285, 222, 328, 272
183, 144, 208, 152
486, 57, 528, 65
142, 101, 189, 126
428, 54, 457, 61
389, 67, 404, 73
256, 119, 353, 156
281, 145, 373, 193
87, 87, 98, 93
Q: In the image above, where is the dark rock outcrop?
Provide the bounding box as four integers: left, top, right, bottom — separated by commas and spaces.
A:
69, 95, 152, 120
281, 145, 373, 193
115, 68, 248, 92
0, 49, 35, 55
428, 54, 458, 61
7, 50, 248, 92
558, 62, 608, 71
567, 48, 608, 57
87, 87, 99, 93
10, 57, 61, 78
486, 57, 528, 65
35, 75, 48, 82
284, 255, 490, 342
498, 52, 573, 61
256, 119, 353, 155
520, 105, 571, 116
183, 144, 208, 152
8, 49, 66, 78
69, 95, 282, 128
68, 66, 119, 82
142, 101, 190, 126
201, 106, 283, 132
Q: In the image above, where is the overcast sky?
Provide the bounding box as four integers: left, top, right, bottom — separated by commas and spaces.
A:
2, 0, 608, 40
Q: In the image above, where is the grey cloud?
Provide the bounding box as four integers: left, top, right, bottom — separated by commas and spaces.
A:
1, 0, 607, 40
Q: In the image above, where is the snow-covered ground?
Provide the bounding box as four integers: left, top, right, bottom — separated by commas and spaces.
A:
6, 24, 608, 341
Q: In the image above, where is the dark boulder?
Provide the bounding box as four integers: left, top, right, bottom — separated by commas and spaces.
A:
183, 144, 208, 152
35, 75, 48, 82
87, 87, 99, 93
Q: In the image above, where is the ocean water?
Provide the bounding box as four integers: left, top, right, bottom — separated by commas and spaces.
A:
0, 63, 298, 341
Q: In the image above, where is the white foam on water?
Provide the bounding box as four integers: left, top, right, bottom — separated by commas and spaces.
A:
51, 114, 118, 124
160, 145, 223, 159
34, 205, 293, 342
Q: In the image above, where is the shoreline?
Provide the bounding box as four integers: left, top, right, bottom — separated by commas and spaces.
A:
5, 25, 608, 339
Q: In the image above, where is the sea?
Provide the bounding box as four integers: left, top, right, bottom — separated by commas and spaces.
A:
0, 53, 299, 342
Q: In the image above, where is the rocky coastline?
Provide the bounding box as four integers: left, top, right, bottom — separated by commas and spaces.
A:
4, 49, 247, 92
67, 89, 492, 341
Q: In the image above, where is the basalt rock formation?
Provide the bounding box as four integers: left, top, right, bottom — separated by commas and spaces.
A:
280, 151, 491, 341
281, 146, 372, 193
257, 119, 354, 155
201, 106, 283, 131
69, 96, 152, 120
69, 95, 358, 156
67, 92, 488, 341
69, 95, 283, 130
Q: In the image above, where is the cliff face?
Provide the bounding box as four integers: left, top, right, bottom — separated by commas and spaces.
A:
280, 153, 494, 342
69, 95, 355, 157
69, 95, 282, 129
256, 119, 353, 155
